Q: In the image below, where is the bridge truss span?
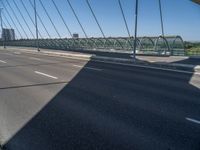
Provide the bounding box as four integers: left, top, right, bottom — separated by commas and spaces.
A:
1, 36, 185, 56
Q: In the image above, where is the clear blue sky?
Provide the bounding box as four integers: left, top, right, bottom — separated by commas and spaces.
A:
2, 0, 200, 41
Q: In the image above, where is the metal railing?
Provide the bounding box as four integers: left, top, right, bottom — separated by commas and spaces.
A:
0, 36, 186, 56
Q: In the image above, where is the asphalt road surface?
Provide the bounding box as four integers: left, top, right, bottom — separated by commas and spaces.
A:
0, 49, 200, 150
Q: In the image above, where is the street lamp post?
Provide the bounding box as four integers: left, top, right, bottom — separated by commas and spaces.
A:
133, 0, 138, 61
34, 0, 40, 52
0, 8, 5, 49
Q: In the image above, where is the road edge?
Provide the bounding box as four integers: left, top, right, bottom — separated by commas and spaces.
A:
1, 47, 200, 72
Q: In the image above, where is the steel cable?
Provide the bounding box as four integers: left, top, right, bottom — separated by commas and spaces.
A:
5, 0, 29, 38
118, 0, 131, 38
66, 0, 88, 38
38, 0, 61, 38
20, 0, 43, 38
86, 0, 106, 38
0, 1, 23, 39
12, 0, 35, 38
51, 0, 73, 38
29, 0, 52, 38
118, 0, 133, 48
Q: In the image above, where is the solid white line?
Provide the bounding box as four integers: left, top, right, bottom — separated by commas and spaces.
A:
186, 117, 200, 125
0, 60, 7, 63
195, 72, 200, 75
73, 65, 84, 68
94, 60, 200, 76
34, 71, 58, 79
73, 65, 102, 71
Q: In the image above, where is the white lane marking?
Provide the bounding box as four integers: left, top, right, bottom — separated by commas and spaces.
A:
73, 65, 84, 68
94, 60, 200, 76
195, 72, 200, 76
186, 117, 200, 125
34, 71, 58, 79
73, 65, 102, 71
29, 57, 41, 61
0, 60, 7, 63
14, 52, 21, 54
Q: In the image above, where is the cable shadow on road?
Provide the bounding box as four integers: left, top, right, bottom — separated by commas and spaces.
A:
0, 82, 69, 90
1, 59, 200, 150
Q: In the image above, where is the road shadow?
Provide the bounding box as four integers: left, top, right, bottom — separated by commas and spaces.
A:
174, 57, 200, 66
1, 59, 200, 150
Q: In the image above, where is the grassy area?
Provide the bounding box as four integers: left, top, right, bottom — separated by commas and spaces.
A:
185, 42, 200, 56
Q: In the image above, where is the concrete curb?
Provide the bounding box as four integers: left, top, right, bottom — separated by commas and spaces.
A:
92, 55, 200, 72
190, 56, 200, 59
1, 47, 200, 72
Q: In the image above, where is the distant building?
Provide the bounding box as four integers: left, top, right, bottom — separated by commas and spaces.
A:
73, 33, 79, 39
1, 28, 15, 41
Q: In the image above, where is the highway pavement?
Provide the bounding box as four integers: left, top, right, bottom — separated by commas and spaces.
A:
0, 49, 200, 150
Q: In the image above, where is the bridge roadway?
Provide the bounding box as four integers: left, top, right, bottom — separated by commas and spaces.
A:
0, 49, 200, 150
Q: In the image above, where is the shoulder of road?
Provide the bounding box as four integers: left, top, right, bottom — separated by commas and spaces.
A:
1, 46, 200, 73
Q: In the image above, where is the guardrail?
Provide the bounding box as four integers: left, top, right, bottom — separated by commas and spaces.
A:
0, 36, 186, 56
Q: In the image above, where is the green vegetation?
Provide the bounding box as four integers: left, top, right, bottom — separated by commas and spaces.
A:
185, 41, 200, 56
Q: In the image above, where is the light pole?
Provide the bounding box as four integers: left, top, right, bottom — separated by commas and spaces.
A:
0, 8, 5, 49
34, 0, 40, 52
159, 0, 165, 37
133, 0, 138, 61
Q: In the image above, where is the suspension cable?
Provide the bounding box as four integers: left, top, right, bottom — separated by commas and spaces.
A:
66, 0, 88, 38
118, 0, 131, 38
5, 0, 29, 39
2, 19, 19, 39
0, 1, 23, 39
86, 0, 106, 38
2, 13, 12, 29
29, 0, 51, 38
12, 0, 35, 38
118, 0, 133, 48
38, 0, 69, 48
51, 0, 73, 38
20, 0, 42, 38
30, 0, 67, 49
38, 0, 61, 38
